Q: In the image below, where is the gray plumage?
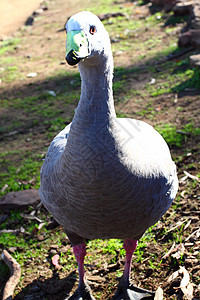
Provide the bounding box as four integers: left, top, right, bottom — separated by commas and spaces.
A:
40, 11, 178, 246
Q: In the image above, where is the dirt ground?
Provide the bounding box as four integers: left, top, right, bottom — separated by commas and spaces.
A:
0, 0, 200, 299
0, 0, 43, 36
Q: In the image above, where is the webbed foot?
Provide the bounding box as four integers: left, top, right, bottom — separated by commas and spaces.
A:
113, 282, 155, 300
66, 284, 96, 300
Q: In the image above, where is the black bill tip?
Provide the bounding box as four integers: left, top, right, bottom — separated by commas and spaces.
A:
66, 50, 81, 66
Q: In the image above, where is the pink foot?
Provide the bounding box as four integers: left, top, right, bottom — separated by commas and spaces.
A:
113, 239, 154, 299
67, 243, 95, 300
123, 239, 138, 285
73, 243, 86, 288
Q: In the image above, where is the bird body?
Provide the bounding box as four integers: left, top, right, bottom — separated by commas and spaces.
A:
40, 114, 177, 241
39, 11, 178, 299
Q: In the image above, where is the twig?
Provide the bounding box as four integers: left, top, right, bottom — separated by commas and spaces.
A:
165, 219, 187, 234
185, 228, 200, 242
183, 171, 200, 182
20, 213, 44, 223
1, 250, 21, 300
162, 242, 176, 259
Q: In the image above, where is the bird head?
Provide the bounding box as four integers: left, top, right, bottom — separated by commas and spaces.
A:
65, 11, 111, 66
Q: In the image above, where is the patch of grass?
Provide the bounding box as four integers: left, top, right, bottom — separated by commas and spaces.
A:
0, 38, 21, 56
136, 0, 150, 6
155, 123, 200, 148
172, 67, 200, 92
136, 101, 156, 118
146, 60, 200, 97
0, 65, 23, 83
0, 150, 43, 196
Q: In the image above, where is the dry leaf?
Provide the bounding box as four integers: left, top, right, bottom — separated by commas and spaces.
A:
171, 244, 186, 259
181, 282, 194, 300
167, 269, 179, 282
154, 287, 163, 300
162, 242, 176, 259
179, 266, 190, 288
184, 220, 191, 231
52, 254, 60, 269
168, 266, 194, 299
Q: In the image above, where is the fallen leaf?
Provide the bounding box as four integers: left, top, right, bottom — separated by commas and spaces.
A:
171, 243, 186, 260
154, 287, 163, 300
167, 269, 179, 282
162, 242, 175, 259
179, 266, 190, 288
184, 219, 191, 231
181, 283, 194, 300
52, 254, 60, 269
87, 275, 106, 282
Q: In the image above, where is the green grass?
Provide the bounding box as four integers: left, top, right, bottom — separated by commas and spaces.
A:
156, 123, 200, 148
0, 38, 21, 55
146, 63, 200, 97
0, 150, 43, 196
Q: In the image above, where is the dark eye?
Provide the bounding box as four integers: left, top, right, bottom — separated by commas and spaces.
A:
89, 25, 96, 35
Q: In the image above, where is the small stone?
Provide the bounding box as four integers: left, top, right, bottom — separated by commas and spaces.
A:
46, 90, 56, 97
37, 234, 45, 241
14, 45, 20, 50
33, 8, 44, 16
151, 0, 176, 6
50, 244, 59, 249
178, 29, 200, 48
0, 189, 40, 210
190, 54, 200, 68
40, 4, 48, 11
111, 38, 120, 43
50, 249, 57, 255
115, 50, 123, 56
25, 17, 34, 26
8, 247, 17, 253
27, 72, 37, 78
20, 227, 25, 233
173, 2, 194, 16
150, 78, 156, 84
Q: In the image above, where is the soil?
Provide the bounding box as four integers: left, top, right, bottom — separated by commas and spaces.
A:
0, 0, 43, 37
0, 0, 200, 299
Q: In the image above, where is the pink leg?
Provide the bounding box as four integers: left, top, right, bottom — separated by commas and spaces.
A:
73, 243, 86, 288
123, 239, 138, 285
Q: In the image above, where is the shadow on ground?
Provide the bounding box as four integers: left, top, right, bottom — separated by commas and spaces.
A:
14, 271, 76, 300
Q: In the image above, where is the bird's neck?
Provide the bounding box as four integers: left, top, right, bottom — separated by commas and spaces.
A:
72, 53, 116, 127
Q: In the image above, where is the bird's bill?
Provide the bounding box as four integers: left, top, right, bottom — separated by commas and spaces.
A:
66, 30, 89, 65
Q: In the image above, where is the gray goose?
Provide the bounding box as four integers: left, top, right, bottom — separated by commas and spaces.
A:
40, 11, 178, 300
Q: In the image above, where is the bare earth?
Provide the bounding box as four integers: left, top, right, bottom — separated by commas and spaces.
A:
0, 0, 42, 36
